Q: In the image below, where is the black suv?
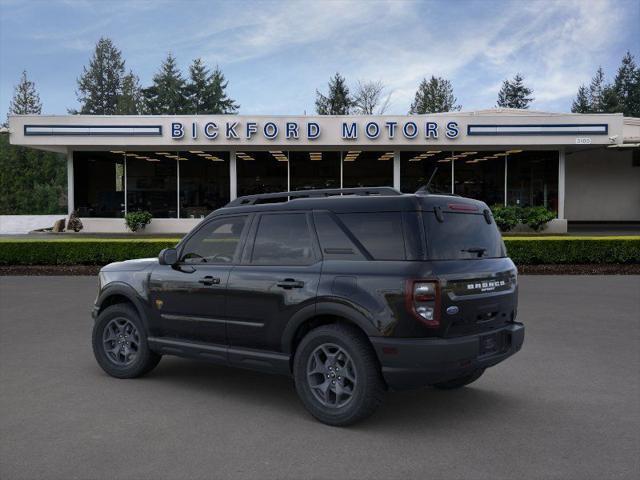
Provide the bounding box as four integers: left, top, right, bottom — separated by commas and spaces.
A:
92, 187, 524, 426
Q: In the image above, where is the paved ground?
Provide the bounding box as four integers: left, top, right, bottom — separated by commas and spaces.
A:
1, 276, 638, 480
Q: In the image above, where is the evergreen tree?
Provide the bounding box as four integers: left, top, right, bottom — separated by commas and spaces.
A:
496, 73, 534, 109
315, 73, 353, 115
613, 51, 640, 117
409, 76, 461, 114
116, 71, 144, 115
571, 85, 591, 113
8, 70, 42, 119
143, 53, 188, 114
185, 59, 239, 114
588, 67, 608, 112
74, 37, 126, 114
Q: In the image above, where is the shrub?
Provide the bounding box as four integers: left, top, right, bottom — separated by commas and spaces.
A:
491, 205, 520, 232
522, 206, 556, 232
125, 211, 153, 232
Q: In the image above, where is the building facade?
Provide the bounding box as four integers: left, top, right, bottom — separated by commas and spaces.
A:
8, 109, 640, 233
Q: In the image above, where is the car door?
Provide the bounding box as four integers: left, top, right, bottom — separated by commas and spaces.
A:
148, 214, 250, 346
226, 211, 322, 353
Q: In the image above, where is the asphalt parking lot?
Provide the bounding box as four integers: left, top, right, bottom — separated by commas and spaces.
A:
1, 275, 639, 480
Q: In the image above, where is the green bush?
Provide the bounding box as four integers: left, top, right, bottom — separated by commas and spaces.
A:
491, 205, 520, 232
0, 237, 638, 266
125, 211, 153, 232
522, 206, 556, 232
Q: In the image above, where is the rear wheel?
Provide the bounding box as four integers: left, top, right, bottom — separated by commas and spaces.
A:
293, 324, 385, 426
431, 369, 485, 390
92, 304, 161, 379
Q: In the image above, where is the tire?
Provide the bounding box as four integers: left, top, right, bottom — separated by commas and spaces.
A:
92, 303, 161, 379
431, 369, 485, 390
293, 324, 385, 426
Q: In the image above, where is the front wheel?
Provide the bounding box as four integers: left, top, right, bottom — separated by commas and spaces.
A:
431, 369, 485, 390
92, 304, 161, 379
293, 324, 385, 426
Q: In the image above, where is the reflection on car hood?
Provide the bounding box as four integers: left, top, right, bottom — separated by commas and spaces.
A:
101, 258, 158, 272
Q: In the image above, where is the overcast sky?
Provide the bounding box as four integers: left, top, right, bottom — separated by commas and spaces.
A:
1, 0, 638, 118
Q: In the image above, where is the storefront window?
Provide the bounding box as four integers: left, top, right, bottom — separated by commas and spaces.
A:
401, 150, 453, 194
507, 150, 558, 211
178, 151, 230, 218
236, 151, 288, 196
126, 152, 177, 218
454, 151, 505, 206
342, 150, 394, 188
289, 151, 341, 190
73, 151, 125, 217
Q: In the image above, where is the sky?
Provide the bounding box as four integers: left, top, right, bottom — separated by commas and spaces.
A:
0, 0, 638, 118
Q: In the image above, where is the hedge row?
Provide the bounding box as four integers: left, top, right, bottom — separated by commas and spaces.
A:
0, 237, 639, 266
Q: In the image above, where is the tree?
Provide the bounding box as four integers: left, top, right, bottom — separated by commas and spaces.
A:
588, 67, 608, 112
353, 80, 390, 114
315, 73, 353, 115
185, 59, 239, 114
143, 53, 188, 114
116, 71, 144, 115
409, 76, 461, 114
571, 85, 591, 113
8, 70, 42, 119
496, 73, 534, 109
613, 51, 640, 117
74, 37, 126, 114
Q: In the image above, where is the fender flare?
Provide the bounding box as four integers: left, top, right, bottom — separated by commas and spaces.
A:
280, 300, 378, 354
95, 282, 150, 330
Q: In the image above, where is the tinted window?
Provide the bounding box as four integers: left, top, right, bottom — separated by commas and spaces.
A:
180, 216, 247, 264
338, 213, 406, 260
251, 214, 315, 265
424, 212, 505, 260
313, 212, 365, 261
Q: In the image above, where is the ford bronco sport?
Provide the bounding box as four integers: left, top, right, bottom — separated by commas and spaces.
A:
92, 187, 524, 426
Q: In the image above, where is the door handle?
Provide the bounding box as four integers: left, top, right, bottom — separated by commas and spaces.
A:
276, 278, 305, 289
198, 276, 221, 286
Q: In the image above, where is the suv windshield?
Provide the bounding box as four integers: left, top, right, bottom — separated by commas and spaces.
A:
423, 211, 505, 260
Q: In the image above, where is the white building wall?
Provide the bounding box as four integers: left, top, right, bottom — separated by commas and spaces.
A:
0, 215, 67, 234
565, 149, 640, 221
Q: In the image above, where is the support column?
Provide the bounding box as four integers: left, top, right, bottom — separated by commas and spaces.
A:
393, 151, 400, 190
229, 151, 237, 200
558, 148, 566, 219
504, 155, 508, 206
66, 149, 74, 215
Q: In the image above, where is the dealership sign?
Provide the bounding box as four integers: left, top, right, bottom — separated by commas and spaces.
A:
170, 119, 461, 141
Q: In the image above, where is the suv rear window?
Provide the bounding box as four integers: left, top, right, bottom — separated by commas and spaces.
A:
424, 212, 505, 260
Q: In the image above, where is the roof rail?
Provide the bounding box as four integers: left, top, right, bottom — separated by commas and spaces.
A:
226, 187, 402, 207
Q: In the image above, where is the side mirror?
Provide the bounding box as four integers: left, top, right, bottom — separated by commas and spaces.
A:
158, 248, 178, 266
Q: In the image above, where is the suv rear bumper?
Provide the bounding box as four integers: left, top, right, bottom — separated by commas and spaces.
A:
369, 323, 524, 390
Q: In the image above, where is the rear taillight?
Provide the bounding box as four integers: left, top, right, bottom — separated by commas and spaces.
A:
406, 280, 440, 327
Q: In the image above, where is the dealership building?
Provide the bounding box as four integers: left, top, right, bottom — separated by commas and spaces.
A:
7, 109, 640, 233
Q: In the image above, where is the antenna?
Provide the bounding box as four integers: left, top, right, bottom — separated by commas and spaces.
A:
415, 167, 438, 195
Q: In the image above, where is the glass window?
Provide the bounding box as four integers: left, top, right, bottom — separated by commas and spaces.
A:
251, 213, 314, 265
178, 151, 230, 218
126, 152, 177, 218
180, 216, 247, 264
289, 151, 340, 190
338, 212, 406, 260
343, 151, 394, 188
454, 151, 505, 206
401, 150, 453, 194
313, 212, 365, 260
423, 212, 505, 260
507, 151, 558, 211
73, 151, 125, 218
237, 151, 288, 196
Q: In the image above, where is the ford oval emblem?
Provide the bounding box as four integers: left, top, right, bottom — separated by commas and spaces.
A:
446, 306, 459, 315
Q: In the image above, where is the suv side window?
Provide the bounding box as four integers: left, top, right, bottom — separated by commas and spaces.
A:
313, 212, 365, 260
337, 212, 406, 260
180, 215, 247, 264
251, 213, 315, 265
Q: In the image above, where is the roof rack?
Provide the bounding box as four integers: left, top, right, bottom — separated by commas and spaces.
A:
226, 187, 402, 207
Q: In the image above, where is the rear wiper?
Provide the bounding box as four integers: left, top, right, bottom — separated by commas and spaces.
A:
461, 247, 487, 257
